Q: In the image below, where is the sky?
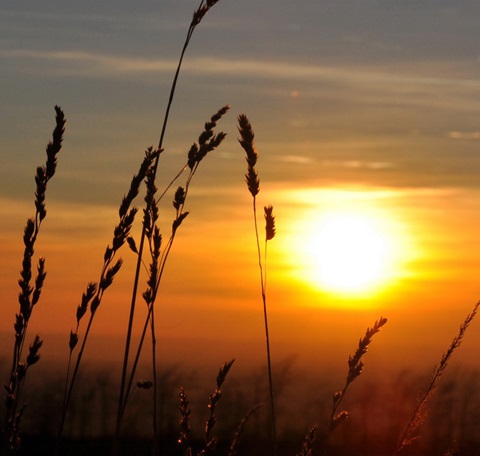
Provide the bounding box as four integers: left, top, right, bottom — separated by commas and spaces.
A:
1, 0, 480, 384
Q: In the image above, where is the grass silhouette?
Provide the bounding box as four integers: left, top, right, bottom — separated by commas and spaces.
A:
1, 2, 480, 456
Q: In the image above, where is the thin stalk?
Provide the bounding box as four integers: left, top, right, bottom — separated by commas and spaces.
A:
115, 219, 147, 440
58, 312, 95, 438
8, 221, 40, 385
116, 5, 199, 441
394, 302, 479, 456
4, 106, 65, 456
119, 128, 224, 428
252, 197, 277, 456
120, 161, 198, 416
116, 3, 225, 446
150, 308, 158, 456
121, 231, 176, 418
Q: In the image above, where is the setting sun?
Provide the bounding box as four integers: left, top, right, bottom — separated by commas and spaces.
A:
281, 188, 415, 300
306, 212, 392, 293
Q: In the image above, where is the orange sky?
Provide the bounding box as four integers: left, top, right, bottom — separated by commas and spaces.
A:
1, 1, 480, 388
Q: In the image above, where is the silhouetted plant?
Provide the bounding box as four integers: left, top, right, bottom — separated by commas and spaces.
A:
2, 106, 65, 455
3, 3, 480, 456
394, 302, 479, 455
238, 114, 278, 456
59, 146, 160, 442
115, 1, 226, 449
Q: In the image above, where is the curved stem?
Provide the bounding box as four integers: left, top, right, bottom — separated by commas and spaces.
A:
116, 18, 195, 445
122, 233, 175, 414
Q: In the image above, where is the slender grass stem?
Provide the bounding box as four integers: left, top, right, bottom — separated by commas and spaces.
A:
3, 106, 65, 456
116, 5, 199, 442
252, 198, 277, 456
150, 308, 158, 456
58, 312, 95, 438
394, 301, 479, 456
121, 233, 175, 416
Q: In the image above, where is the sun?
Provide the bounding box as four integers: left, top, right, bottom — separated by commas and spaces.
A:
308, 212, 392, 294
280, 189, 413, 299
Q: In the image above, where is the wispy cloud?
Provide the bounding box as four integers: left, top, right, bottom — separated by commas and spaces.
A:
320, 160, 396, 170
1, 49, 177, 76
277, 156, 396, 169
3, 49, 480, 90
279, 155, 314, 165
448, 131, 480, 140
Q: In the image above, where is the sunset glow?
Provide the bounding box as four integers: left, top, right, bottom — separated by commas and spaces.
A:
305, 212, 392, 293
280, 188, 416, 301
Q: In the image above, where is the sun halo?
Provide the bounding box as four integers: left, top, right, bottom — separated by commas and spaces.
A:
281, 192, 413, 302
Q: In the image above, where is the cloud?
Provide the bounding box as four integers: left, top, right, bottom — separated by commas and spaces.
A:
279, 155, 314, 165
3, 49, 480, 91
0, 49, 177, 76
320, 160, 396, 170
448, 131, 480, 140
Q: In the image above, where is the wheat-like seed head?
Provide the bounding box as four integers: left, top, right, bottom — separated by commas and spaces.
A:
237, 114, 260, 197
395, 302, 479, 455
31, 257, 46, 307
45, 105, 66, 179
228, 404, 263, 456
264, 205, 276, 241
136, 380, 153, 390
26, 335, 43, 367
178, 387, 192, 456
173, 186, 186, 210
191, 0, 222, 27
237, 114, 257, 167
347, 316, 387, 385
187, 106, 230, 169
296, 425, 317, 456
69, 330, 78, 351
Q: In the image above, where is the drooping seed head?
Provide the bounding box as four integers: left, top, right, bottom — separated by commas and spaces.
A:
216, 359, 235, 389
264, 205, 276, 241
26, 335, 43, 367
172, 211, 189, 233
245, 167, 260, 197
69, 330, 79, 351
136, 380, 154, 389
330, 410, 349, 432
45, 105, 66, 180
173, 187, 186, 210
237, 114, 257, 168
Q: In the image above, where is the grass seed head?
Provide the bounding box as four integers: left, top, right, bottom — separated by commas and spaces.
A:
330, 410, 349, 432
172, 212, 189, 232
245, 167, 260, 197
237, 114, 257, 167
264, 205, 276, 241
173, 186, 186, 210
26, 335, 43, 367
136, 380, 154, 390
45, 105, 66, 179
69, 330, 78, 351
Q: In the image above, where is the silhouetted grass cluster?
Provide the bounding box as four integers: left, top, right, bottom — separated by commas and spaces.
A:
1, 1, 480, 455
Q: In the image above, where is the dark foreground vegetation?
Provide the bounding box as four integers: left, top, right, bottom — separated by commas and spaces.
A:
4, 363, 480, 455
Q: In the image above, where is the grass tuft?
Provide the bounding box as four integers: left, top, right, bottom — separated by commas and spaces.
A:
394, 302, 480, 455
